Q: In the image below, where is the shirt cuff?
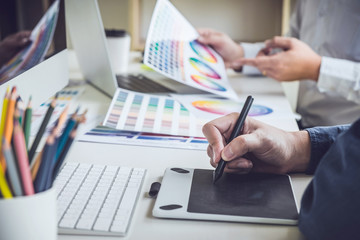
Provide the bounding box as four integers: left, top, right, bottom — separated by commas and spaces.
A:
318, 56, 360, 97
305, 124, 350, 174
241, 42, 265, 75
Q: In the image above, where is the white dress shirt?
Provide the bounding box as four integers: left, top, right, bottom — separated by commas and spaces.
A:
241, 0, 360, 127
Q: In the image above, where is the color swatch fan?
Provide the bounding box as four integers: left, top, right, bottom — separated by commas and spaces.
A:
103, 88, 207, 138
144, 0, 238, 100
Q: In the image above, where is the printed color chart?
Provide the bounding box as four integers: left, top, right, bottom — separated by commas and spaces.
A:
79, 126, 208, 151
31, 88, 84, 136
144, 0, 238, 100
192, 100, 273, 116
170, 93, 291, 121
104, 89, 207, 137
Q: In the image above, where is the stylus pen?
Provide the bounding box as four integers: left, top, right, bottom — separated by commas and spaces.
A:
213, 95, 254, 184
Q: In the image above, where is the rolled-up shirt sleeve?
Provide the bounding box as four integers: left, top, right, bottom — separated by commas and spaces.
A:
305, 124, 350, 174
317, 57, 360, 103
240, 42, 264, 75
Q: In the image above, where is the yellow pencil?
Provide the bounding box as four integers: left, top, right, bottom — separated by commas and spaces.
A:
0, 87, 10, 169
0, 160, 13, 198
0, 87, 16, 170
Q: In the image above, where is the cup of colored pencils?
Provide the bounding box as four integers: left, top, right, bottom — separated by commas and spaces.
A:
0, 87, 86, 240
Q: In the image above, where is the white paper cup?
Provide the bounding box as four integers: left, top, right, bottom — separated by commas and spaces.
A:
0, 187, 57, 240
105, 29, 131, 74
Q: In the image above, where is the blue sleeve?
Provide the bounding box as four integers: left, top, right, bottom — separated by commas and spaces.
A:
298, 119, 360, 240
305, 124, 350, 174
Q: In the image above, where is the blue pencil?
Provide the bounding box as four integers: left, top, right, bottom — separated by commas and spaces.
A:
55, 117, 76, 160
52, 129, 76, 182
34, 134, 57, 193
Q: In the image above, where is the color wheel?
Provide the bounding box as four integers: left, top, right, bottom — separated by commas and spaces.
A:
189, 58, 221, 79
191, 75, 226, 92
192, 100, 273, 116
189, 40, 217, 63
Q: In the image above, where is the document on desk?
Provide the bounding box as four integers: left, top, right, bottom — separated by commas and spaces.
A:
79, 125, 208, 150
144, 0, 238, 100
31, 88, 84, 137
171, 94, 298, 131
103, 88, 207, 137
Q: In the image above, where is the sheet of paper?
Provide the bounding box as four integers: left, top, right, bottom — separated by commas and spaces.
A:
31, 88, 84, 137
103, 88, 207, 137
79, 125, 208, 151
0, 0, 60, 82
171, 93, 297, 130
144, 0, 238, 100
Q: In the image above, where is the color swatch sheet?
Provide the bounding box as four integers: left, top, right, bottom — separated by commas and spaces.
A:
144, 0, 237, 100
31, 88, 84, 137
171, 94, 297, 130
0, 0, 59, 83
79, 125, 208, 151
103, 88, 207, 138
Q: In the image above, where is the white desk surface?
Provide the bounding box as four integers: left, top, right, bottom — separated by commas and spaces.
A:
59, 55, 310, 240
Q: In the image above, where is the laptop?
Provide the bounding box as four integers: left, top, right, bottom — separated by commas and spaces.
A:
65, 0, 202, 97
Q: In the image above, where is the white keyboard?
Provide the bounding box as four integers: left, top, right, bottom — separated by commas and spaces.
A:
55, 162, 146, 237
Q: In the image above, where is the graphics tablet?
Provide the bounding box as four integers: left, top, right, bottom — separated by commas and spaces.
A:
153, 168, 299, 225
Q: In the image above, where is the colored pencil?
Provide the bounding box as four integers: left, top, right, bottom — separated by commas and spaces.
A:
0, 87, 17, 169
52, 128, 76, 182
28, 94, 57, 163
31, 149, 43, 181
16, 96, 24, 125
2, 139, 23, 196
22, 96, 32, 149
0, 87, 10, 166
55, 107, 78, 160
0, 160, 12, 198
13, 120, 34, 195
34, 134, 56, 193
52, 104, 69, 137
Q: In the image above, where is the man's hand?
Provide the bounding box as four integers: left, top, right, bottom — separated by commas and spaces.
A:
0, 31, 31, 67
202, 114, 311, 174
197, 28, 244, 69
236, 36, 322, 81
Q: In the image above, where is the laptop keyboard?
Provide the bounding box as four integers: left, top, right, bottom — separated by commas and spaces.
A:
116, 74, 175, 93
55, 162, 146, 236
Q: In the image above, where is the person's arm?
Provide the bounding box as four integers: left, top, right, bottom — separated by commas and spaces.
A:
317, 57, 360, 103
238, 43, 264, 75
305, 124, 350, 174
299, 119, 360, 239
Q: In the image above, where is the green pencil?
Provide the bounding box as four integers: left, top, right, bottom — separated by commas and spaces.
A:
23, 96, 32, 150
